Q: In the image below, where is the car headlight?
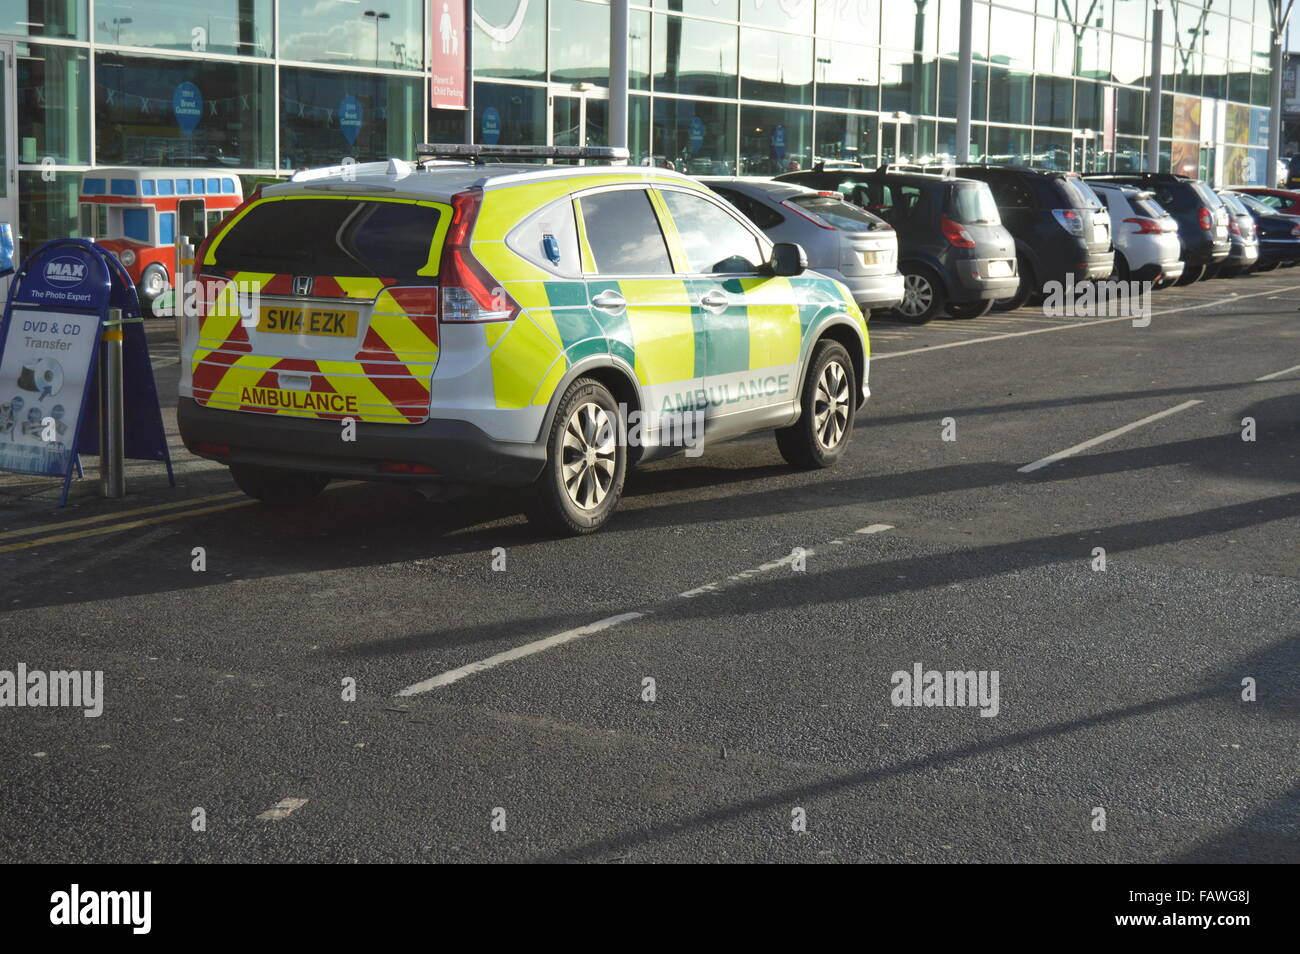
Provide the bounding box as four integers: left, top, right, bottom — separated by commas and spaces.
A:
119, 248, 136, 267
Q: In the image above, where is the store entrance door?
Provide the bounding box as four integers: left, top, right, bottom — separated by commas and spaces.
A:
880, 117, 914, 166
0, 39, 18, 285
550, 86, 608, 161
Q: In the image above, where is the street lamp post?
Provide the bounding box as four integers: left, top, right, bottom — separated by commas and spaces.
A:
363, 9, 390, 67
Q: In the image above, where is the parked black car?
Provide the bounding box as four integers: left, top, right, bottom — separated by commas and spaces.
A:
1083, 173, 1230, 285
948, 166, 1113, 310
777, 166, 1018, 323
1225, 190, 1300, 271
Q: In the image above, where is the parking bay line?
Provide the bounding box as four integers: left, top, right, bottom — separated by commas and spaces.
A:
1256, 363, 1300, 382
0, 490, 247, 542
871, 283, 1300, 361
1016, 400, 1203, 474
396, 524, 896, 697
0, 499, 257, 554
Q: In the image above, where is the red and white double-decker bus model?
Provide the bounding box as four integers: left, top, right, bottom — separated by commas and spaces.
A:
80, 168, 244, 307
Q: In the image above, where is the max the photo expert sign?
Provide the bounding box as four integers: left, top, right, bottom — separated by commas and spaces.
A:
0, 308, 98, 475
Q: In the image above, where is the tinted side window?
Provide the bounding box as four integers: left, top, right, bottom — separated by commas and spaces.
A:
660, 189, 764, 274
578, 189, 673, 275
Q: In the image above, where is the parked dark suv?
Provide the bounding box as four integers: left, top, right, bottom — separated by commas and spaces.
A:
948, 166, 1113, 310
1083, 173, 1230, 285
777, 167, 1018, 322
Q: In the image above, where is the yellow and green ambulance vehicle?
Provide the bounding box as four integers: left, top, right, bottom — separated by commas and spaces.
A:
178, 144, 871, 534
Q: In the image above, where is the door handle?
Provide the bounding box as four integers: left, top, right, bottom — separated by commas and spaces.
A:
591, 288, 626, 312
700, 291, 730, 311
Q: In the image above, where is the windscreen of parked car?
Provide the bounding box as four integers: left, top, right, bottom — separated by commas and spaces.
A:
785, 194, 886, 232
948, 182, 1002, 225
210, 198, 440, 277
1129, 192, 1172, 220
1187, 181, 1225, 210
1231, 192, 1275, 216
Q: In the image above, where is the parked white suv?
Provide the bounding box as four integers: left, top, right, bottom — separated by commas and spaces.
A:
1085, 181, 1184, 286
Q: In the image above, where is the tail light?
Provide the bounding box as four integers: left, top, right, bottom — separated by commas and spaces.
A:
940, 216, 976, 248
781, 199, 836, 230
1292, 224, 1300, 238
439, 188, 519, 323
1123, 217, 1164, 235
1051, 209, 1084, 235
1228, 218, 1241, 236
1198, 207, 1213, 231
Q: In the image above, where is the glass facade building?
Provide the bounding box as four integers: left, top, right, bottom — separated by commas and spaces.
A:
6, 0, 1279, 254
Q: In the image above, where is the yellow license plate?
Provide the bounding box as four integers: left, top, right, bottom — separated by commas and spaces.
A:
259, 305, 359, 337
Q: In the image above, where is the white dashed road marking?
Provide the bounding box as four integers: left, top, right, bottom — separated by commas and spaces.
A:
1255, 363, 1300, 382
257, 797, 309, 821
1017, 400, 1203, 474
396, 524, 897, 696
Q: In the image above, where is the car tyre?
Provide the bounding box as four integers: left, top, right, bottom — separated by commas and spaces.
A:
944, 299, 993, 319
1110, 253, 1131, 282
1175, 264, 1205, 285
775, 340, 856, 470
525, 377, 627, 536
230, 464, 329, 506
892, 268, 945, 324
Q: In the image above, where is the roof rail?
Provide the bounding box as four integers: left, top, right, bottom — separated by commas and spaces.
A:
415, 143, 630, 164
875, 163, 929, 174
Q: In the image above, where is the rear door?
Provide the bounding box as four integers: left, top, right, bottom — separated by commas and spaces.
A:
655, 185, 800, 437
573, 186, 704, 451
194, 195, 444, 424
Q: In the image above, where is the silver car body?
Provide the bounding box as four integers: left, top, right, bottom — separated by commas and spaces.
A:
701, 177, 905, 311
1216, 191, 1261, 268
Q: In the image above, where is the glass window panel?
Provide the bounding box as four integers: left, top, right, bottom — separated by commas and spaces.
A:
652, 97, 736, 173
18, 171, 81, 255
653, 0, 740, 18
1114, 85, 1143, 136
988, 65, 1032, 125
96, 54, 274, 167
473, 82, 547, 146
1034, 75, 1073, 127
939, 0, 987, 59
1110, 34, 1144, 85
551, 0, 611, 86
1, 0, 83, 39
989, 8, 1034, 70
815, 0, 878, 47
1034, 15, 1074, 75
742, 0, 814, 32
279, 67, 420, 169
95, 0, 271, 57
813, 110, 878, 166
739, 104, 811, 174
1113, 134, 1144, 171
630, 10, 651, 91
17, 43, 90, 165
654, 13, 738, 98
740, 28, 813, 104
815, 39, 878, 112
884, 0, 938, 54
1030, 129, 1071, 169
1076, 80, 1102, 130
473, 0, 545, 80
629, 94, 652, 166
986, 125, 1030, 164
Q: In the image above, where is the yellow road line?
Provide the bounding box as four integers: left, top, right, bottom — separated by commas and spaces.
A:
0, 491, 246, 542
0, 500, 256, 554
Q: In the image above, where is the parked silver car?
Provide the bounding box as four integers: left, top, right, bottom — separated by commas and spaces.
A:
1214, 191, 1261, 277
701, 177, 905, 313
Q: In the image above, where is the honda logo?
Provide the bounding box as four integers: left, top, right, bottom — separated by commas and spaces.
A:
293, 276, 313, 296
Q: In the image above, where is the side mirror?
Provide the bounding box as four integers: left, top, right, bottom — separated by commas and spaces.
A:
768, 242, 807, 277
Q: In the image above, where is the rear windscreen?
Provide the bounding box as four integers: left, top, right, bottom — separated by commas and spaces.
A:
1188, 182, 1224, 209
786, 194, 882, 231
211, 198, 440, 276
1043, 175, 1103, 209
948, 183, 1002, 225
1131, 195, 1169, 218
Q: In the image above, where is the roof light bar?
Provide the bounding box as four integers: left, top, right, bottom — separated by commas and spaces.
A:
415, 143, 630, 163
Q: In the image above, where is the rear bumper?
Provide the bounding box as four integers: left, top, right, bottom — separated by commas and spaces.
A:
832, 270, 905, 309
177, 399, 546, 487
1226, 243, 1260, 266
1183, 239, 1231, 267
951, 264, 1019, 301
1259, 237, 1300, 262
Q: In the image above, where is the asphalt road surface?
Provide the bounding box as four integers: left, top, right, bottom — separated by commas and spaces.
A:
1, 272, 1296, 863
